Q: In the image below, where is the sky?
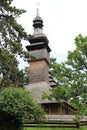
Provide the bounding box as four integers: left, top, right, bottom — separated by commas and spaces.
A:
13, 0, 87, 69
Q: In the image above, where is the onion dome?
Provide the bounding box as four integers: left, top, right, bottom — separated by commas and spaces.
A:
33, 9, 43, 29
29, 9, 49, 44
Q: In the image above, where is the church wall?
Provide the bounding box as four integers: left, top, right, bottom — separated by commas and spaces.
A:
42, 103, 75, 115
29, 60, 49, 84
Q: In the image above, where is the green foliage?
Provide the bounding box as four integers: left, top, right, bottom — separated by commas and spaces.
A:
0, 0, 28, 53
42, 91, 52, 101
0, 0, 31, 88
50, 35, 87, 117
50, 58, 71, 101
65, 35, 87, 109
0, 49, 24, 88
50, 86, 68, 101
0, 87, 45, 126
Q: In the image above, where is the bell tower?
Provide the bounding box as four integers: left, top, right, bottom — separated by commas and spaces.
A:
26, 9, 52, 103
25, 6, 75, 117
26, 9, 51, 84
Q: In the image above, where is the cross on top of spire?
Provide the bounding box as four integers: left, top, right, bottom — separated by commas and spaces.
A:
36, 1, 40, 9
28, 2, 49, 44
36, 8, 39, 17
33, 2, 43, 30
36, 1, 40, 18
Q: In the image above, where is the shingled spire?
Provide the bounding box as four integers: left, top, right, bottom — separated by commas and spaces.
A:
29, 9, 49, 44
33, 8, 43, 32
26, 7, 75, 117
26, 9, 52, 103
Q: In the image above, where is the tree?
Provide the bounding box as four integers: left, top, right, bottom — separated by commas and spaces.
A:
0, 0, 29, 55
65, 34, 87, 115
0, 87, 45, 129
50, 35, 87, 117
0, 49, 24, 88
49, 58, 70, 101
0, 0, 30, 88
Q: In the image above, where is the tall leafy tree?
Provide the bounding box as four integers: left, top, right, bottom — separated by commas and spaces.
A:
65, 35, 87, 114
50, 35, 87, 116
50, 58, 70, 101
0, 49, 24, 88
0, 0, 30, 88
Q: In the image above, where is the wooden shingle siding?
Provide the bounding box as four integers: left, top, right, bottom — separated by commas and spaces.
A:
29, 60, 49, 83
29, 48, 50, 64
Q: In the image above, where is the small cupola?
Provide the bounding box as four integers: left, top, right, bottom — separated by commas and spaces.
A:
33, 9, 43, 29
28, 8, 49, 44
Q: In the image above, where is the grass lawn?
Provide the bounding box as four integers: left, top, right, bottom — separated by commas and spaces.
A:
24, 127, 87, 130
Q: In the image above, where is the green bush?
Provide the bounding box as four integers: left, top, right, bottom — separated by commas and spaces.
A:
0, 87, 45, 129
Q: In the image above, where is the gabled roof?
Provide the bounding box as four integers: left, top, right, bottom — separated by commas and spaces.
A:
49, 73, 58, 87
26, 81, 75, 111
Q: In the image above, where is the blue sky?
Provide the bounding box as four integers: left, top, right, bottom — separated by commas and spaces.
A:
13, 0, 87, 68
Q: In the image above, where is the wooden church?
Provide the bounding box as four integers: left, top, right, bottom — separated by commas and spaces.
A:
26, 9, 75, 118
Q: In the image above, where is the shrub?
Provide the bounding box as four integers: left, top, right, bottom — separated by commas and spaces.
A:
0, 87, 45, 129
